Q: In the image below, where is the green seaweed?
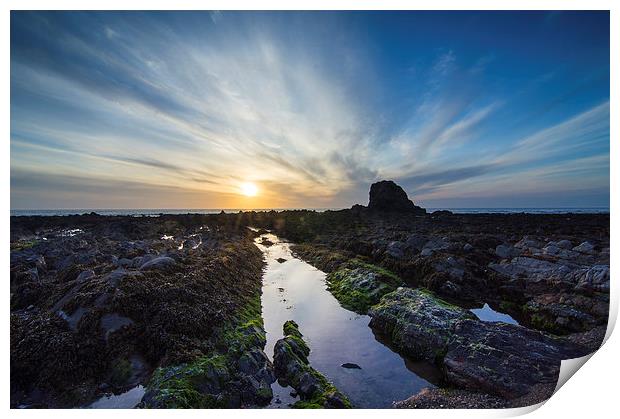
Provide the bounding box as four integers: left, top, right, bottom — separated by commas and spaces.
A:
11, 240, 38, 251
325, 263, 401, 314
143, 293, 268, 408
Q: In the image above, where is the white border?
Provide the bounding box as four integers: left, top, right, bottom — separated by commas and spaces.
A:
3, 2, 617, 419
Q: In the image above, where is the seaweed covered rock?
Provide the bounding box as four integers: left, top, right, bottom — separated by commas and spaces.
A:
10, 214, 268, 408
368, 288, 475, 361
273, 321, 351, 409
142, 308, 276, 408
326, 263, 400, 314
368, 180, 426, 214
369, 287, 590, 400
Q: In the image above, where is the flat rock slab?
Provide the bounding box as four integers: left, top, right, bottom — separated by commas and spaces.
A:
139, 256, 176, 271
443, 319, 587, 398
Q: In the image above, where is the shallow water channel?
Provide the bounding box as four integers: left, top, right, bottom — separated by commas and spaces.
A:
255, 233, 441, 408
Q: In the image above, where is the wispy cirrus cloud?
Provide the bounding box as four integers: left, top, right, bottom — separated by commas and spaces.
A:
10, 11, 610, 209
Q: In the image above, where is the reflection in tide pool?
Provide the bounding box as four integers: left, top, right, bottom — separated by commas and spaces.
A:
255, 233, 439, 408
470, 303, 519, 325
86, 385, 145, 409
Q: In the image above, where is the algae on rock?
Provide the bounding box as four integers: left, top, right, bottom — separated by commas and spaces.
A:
273, 320, 352, 409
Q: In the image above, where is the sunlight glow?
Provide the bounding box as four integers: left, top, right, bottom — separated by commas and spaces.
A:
240, 182, 258, 197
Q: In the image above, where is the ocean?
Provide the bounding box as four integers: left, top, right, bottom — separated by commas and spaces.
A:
10, 207, 610, 217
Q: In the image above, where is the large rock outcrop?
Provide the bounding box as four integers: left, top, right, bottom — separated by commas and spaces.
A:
368, 180, 426, 214
369, 288, 589, 399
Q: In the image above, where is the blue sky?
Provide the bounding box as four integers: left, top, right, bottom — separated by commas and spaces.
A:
10, 11, 610, 209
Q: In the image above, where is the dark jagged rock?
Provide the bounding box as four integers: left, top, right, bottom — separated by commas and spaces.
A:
368, 180, 426, 214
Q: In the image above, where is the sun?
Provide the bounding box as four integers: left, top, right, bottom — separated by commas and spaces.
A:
240, 182, 258, 197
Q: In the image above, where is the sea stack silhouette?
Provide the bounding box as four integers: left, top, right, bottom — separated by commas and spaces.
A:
367, 180, 426, 214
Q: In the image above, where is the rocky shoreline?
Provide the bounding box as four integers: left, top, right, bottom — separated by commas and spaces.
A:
10, 182, 609, 409
253, 182, 609, 407
11, 214, 271, 408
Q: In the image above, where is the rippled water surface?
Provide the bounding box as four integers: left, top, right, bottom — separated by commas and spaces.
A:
255, 233, 440, 408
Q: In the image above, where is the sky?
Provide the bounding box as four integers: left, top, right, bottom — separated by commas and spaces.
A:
10, 11, 610, 209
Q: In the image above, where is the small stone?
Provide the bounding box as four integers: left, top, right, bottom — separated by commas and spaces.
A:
341, 362, 362, 369
139, 256, 176, 271
573, 241, 595, 254
420, 248, 433, 257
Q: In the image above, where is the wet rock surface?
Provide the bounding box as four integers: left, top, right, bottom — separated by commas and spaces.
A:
369, 287, 589, 401
273, 321, 352, 408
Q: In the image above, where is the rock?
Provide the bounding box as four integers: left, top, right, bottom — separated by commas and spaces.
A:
524, 298, 597, 334
24, 267, 39, 282
298, 372, 320, 396
440, 281, 461, 296
30, 255, 47, 272
386, 241, 406, 259
324, 390, 352, 408
514, 236, 544, 252
572, 265, 610, 292
555, 240, 573, 249
420, 248, 434, 257
443, 319, 587, 399
139, 256, 176, 271
406, 234, 428, 252
495, 244, 520, 259
114, 258, 133, 268
276, 258, 287, 263
341, 363, 361, 369
573, 241, 595, 254
260, 238, 274, 247
132, 254, 154, 268
76, 270, 95, 283
463, 243, 474, 252
489, 257, 571, 284
432, 210, 453, 216
369, 287, 589, 399
238, 351, 261, 375
368, 288, 475, 361
424, 237, 450, 251
100, 313, 134, 341
368, 180, 426, 214
326, 266, 397, 313
433, 257, 465, 281
542, 244, 578, 260
273, 321, 351, 408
